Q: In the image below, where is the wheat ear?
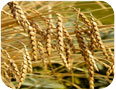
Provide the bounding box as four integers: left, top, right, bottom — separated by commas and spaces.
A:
1, 62, 11, 82
46, 6, 54, 56
2, 71, 11, 81
30, 20, 46, 40
1, 62, 10, 72
75, 30, 95, 89
87, 50, 99, 71
79, 13, 98, 54
8, 1, 38, 61
46, 20, 52, 56
56, 13, 69, 70
71, 7, 91, 28
72, 7, 97, 54
90, 13, 109, 60
17, 40, 32, 73
23, 44, 32, 73
74, 12, 96, 88
63, 26, 76, 53
17, 50, 28, 89
2, 49, 20, 82
38, 41, 47, 70
88, 59, 94, 89
2, 76, 16, 89
64, 43, 72, 70
32, 11, 56, 51
106, 48, 114, 76
86, 50, 96, 89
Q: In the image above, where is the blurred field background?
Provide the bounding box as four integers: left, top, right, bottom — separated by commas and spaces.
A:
1, 1, 114, 89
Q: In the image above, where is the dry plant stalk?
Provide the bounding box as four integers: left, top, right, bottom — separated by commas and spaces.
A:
95, 1, 107, 9
1, 10, 13, 17
32, 9, 56, 30
8, 1, 38, 61
56, 13, 69, 70
90, 14, 109, 60
31, 9, 56, 37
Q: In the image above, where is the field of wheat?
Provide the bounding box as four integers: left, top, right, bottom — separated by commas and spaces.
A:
1, 1, 114, 89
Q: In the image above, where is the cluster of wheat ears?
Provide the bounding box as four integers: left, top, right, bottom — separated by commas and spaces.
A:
1, 1, 114, 89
